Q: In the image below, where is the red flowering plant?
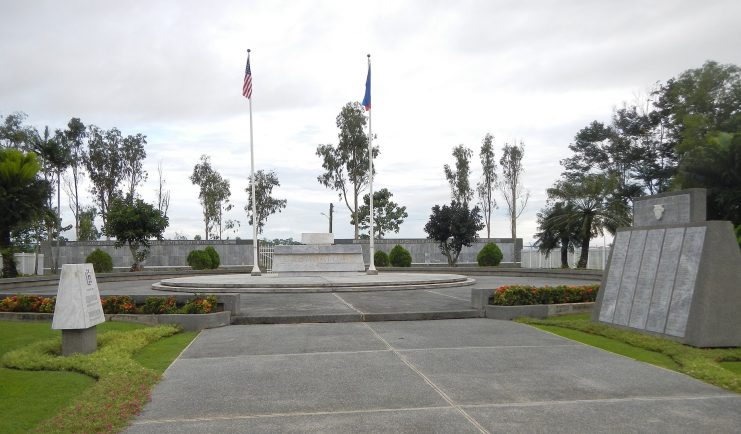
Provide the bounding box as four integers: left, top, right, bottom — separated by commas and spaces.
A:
179, 295, 217, 314
490, 284, 599, 306
0, 295, 56, 313
101, 295, 137, 314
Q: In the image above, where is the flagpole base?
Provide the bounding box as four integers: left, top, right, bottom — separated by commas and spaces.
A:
366, 266, 378, 276
251, 266, 262, 277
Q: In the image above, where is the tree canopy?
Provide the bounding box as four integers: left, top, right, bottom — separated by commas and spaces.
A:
245, 169, 287, 234
424, 201, 483, 266
104, 196, 168, 271
316, 101, 378, 239
355, 188, 408, 239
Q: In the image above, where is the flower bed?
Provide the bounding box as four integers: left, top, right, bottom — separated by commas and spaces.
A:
490, 284, 598, 306
1, 294, 218, 315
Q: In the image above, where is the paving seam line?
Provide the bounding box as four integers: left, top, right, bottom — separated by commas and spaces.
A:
459, 394, 741, 409
424, 289, 470, 301
332, 293, 366, 320
398, 344, 583, 352
361, 322, 491, 434
132, 405, 454, 425
178, 349, 391, 361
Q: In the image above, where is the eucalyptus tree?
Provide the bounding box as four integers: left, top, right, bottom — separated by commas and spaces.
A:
498, 140, 529, 259
444, 144, 474, 205
245, 169, 287, 235
316, 101, 378, 239
191, 155, 233, 240
63, 117, 87, 237
476, 133, 497, 238
84, 126, 124, 230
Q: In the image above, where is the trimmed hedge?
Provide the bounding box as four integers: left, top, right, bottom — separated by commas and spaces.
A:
389, 244, 412, 267
204, 246, 220, 269
187, 249, 213, 270
374, 250, 389, 267
86, 248, 113, 273
477, 242, 503, 266
490, 284, 599, 306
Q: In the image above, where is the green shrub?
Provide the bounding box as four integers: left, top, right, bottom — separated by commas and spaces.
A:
141, 296, 178, 314
490, 284, 599, 306
477, 242, 503, 266
389, 244, 412, 267
204, 246, 220, 269
735, 224, 741, 249
374, 250, 389, 267
187, 249, 213, 270
86, 248, 113, 273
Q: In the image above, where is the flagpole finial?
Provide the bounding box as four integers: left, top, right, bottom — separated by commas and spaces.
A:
247, 48, 251, 53
367, 53, 370, 58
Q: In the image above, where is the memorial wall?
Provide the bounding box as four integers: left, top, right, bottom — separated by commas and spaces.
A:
593, 189, 741, 347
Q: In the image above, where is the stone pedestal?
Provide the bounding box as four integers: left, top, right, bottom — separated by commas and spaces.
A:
593, 189, 741, 347
271, 244, 365, 274
61, 327, 97, 356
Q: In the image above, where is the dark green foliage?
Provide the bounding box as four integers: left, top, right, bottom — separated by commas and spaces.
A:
534, 202, 582, 268
204, 246, 220, 269
424, 201, 484, 266
490, 284, 599, 306
736, 225, 741, 249
245, 170, 287, 235
186, 249, 212, 270
374, 250, 389, 267
104, 196, 168, 271
389, 244, 412, 267
477, 242, 503, 266
141, 296, 178, 314
0, 149, 51, 277
85, 248, 113, 273
354, 188, 408, 238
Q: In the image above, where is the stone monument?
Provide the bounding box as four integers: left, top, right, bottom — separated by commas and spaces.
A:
52, 264, 105, 355
271, 233, 366, 274
593, 189, 741, 347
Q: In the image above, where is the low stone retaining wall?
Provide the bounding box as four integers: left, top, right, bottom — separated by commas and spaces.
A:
106, 311, 231, 331
0, 310, 231, 331
485, 302, 594, 320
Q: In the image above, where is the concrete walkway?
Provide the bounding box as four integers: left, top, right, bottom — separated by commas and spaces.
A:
127, 318, 740, 433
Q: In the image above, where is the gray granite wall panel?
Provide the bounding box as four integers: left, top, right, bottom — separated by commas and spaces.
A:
612, 230, 647, 326
664, 226, 705, 337
645, 227, 685, 333
598, 231, 630, 322
628, 229, 665, 329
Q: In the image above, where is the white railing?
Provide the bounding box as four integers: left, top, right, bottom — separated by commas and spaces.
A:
258, 242, 274, 273
521, 245, 610, 270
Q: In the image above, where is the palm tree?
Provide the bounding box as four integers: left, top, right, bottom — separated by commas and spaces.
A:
534, 202, 582, 268
0, 149, 50, 277
547, 174, 630, 268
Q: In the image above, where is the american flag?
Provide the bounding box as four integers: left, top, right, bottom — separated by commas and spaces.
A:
242, 54, 252, 99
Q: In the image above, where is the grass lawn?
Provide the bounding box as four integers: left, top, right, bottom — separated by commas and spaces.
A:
0, 320, 196, 433
519, 313, 741, 393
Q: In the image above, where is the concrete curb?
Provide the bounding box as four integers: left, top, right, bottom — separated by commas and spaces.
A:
107, 311, 231, 331
232, 310, 481, 324
485, 302, 594, 320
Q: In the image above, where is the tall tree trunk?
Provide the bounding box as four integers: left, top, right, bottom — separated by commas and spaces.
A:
577, 215, 593, 268
559, 237, 570, 268
1, 229, 17, 278
353, 191, 359, 240
511, 184, 517, 263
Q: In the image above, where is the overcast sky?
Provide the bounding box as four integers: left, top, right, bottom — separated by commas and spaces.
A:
2, 0, 740, 244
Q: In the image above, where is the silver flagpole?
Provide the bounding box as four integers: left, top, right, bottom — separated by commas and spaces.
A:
248, 49, 261, 276
367, 53, 377, 275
